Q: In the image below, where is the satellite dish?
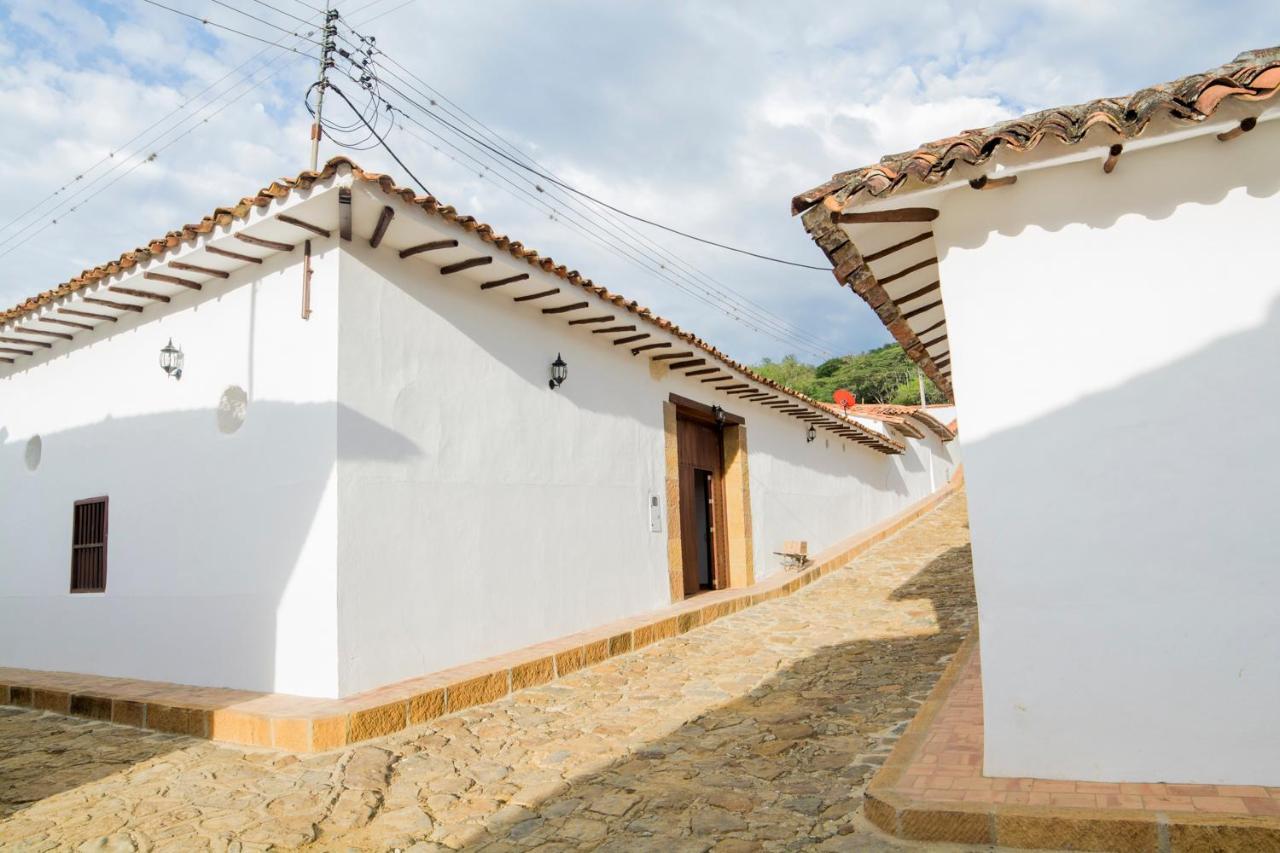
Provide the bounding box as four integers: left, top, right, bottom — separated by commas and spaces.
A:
833, 389, 857, 409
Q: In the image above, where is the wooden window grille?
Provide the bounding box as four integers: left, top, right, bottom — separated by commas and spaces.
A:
71, 496, 108, 593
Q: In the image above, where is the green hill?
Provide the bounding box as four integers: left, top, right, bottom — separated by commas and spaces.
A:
752, 344, 945, 405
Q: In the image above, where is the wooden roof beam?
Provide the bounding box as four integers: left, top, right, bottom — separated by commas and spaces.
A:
441, 256, 492, 275
41, 318, 93, 331
592, 325, 635, 334
278, 214, 331, 238
109, 287, 170, 304
369, 206, 394, 248
514, 288, 560, 303
863, 231, 932, 263
59, 308, 117, 323
235, 232, 295, 252
1217, 116, 1257, 142
14, 325, 72, 341
652, 351, 695, 361
630, 342, 671, 354
835, 208, 938, 224
613, 334, 649, 345
1, 335, 50, 348
878, 257, 939, 287
481, 273, 527, 289
143, 271, 201, 290
542, 301, 589, 315
0, 346, 34, 356
568, 314, 613, 325
401, 239, 458, 258
206, 245, 263, 264
699, 374, 734, 383
667, 358, 706, 370
84, 297, 143, 313
969, 174, 1017, 190
169, 261, 229, 279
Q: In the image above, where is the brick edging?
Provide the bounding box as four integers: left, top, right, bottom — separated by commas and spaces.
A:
862, 631, 1280, 851
1, 471, 964, 753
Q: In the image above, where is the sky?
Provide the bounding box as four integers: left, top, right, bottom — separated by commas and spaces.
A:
0, 1, 1277, 366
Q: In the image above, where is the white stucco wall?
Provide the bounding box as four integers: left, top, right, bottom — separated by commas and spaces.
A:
0, 245, 342, 698
932, 115, 1280, 784
333, 201, 956, 696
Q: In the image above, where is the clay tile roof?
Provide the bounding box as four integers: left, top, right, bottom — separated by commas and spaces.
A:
818, 402, 926, 440
2, 156, 910, 455
792, 45, 1280, 214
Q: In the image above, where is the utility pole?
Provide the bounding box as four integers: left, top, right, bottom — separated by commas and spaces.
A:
309, 2, 339, 171
302, 3, 338, 319
917, 368, 927, 406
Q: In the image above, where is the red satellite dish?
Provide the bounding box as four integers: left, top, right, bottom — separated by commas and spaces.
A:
833, 389, 857, 409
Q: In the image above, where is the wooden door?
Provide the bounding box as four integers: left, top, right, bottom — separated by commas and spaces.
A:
676, 414, 728, 596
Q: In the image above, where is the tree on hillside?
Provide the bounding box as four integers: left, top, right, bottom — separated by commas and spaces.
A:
752, 344, 945, 404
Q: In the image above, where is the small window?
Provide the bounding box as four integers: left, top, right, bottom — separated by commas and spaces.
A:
71, 497, 108, 593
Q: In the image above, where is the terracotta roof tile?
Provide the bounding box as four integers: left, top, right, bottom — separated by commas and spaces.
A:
3, 157, 908, 455
792, 45, 1280, 213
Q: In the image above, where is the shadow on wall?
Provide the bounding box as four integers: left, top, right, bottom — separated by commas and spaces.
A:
0, 401, 419, 696
963, 296, 1280, 780
944, 118, 1280, 250
0, 540, 975, 841
355, 242, 900, 484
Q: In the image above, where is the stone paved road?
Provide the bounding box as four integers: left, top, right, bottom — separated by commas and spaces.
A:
0, 494, 986, 852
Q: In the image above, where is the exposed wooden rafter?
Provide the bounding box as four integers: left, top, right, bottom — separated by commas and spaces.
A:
59, 308, 117, 323
206, 246, 262, 264
592, 325, 635, 334
863, 231, 932, 263
514, 288, 560, 303
835, 208, 938, 224
481, 273, 528, 289
143, 272, 201, 290
630, 342, 672, 354
613, 334, 649, 345
667, 358, 706, 370
84, 297, 143, 313
41, 317, 93, 331
278, 214, 331, 238
0, 335, 51, 348
567, 314, 614, 325
542, 302, 588, 315
400, 239, 458, 259
14, 325, 72, 341
652, 351, 694, 361
441, 256, 493, 275
169, 261, 229, 279
235, 233, 295, 252
109, 287, 170, 304
369, 206, 395, 248
878, 257, 939, 287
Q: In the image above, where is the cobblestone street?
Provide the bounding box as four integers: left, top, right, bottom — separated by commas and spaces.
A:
0, 494, 977, 852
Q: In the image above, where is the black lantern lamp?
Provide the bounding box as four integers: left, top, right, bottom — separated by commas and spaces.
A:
548, 353, 568, 390
806, 424, 817, 443
159, 338, 184, 381
711, 404, 726, 427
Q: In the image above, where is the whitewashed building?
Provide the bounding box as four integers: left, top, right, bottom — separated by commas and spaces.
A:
0, 158, 956, 701
795, 46, 1280, 785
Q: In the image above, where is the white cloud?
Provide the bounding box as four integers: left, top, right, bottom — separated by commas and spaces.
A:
0, 0, 1276, 363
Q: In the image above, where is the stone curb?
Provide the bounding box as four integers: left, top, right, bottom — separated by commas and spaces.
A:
0, 471, 964, 753
863, 632, 1280, 851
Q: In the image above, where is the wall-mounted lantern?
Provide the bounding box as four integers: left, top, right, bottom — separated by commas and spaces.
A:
548, 353, 568, 390
806, 424, 817, 443
711, 404, 726, 427
159, 338, 184, 381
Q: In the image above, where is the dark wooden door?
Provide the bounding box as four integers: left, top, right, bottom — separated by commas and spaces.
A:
676, 414, 728, 596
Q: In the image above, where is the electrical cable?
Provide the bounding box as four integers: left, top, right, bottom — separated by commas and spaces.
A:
138, 0, 321, 53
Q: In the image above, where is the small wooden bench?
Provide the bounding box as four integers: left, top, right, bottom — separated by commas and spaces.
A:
773, 539, 809, 570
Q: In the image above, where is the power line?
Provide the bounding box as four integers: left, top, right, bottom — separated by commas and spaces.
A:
0, 34, 311, 258
337, 56, 837, 355
323, 83, 433, 196
325, 61, 834, 357
138, 0, 321, 54
0, 36, 294, 240
329, 30, 828, 271
358, 46, 837, 354
206, 0, 325, 44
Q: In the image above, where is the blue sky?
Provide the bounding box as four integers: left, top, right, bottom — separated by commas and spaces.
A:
1, 1, 1277, 364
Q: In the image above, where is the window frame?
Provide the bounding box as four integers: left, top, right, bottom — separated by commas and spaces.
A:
70, 495, 109, 594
